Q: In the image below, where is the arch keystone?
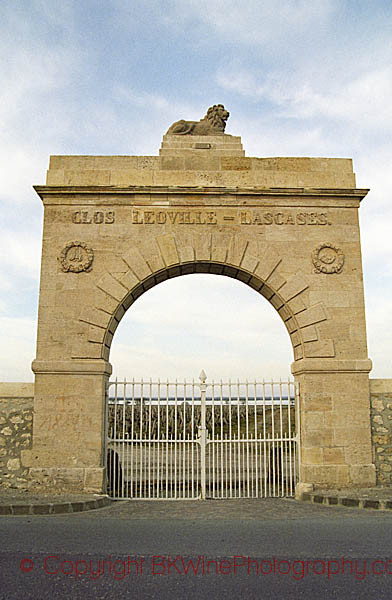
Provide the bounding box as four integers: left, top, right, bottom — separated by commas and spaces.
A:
211, 232, 231, 263
193, 233, 211, 261
178, 246, 195, 262
156, 233, 179, 266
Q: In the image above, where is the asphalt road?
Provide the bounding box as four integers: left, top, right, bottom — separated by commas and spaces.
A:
1, 498, 392, 599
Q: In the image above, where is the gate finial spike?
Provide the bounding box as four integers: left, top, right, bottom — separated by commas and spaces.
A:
199, 370, 207, 383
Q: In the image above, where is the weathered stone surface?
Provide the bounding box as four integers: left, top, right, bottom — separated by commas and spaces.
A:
369, 380, 392, 485
0, 390, 33, 489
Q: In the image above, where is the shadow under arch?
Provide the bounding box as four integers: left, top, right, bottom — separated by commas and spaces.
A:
101, 261, 305, 364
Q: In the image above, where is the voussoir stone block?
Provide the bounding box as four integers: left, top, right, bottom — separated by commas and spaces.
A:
297, 304, 329, 328
254, 249, 282, 282
279, 273, 309, 302
96, 273, 128, 302
122, 247, 152, 280
157, 234, 180, 266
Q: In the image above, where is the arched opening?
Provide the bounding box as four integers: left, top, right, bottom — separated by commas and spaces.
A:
109, 273, 292, 380
104, 262, 300, 500
101, 261, 304, 365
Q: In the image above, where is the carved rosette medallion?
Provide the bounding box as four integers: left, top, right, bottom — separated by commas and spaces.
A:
60, 241, 94, 273
312, 243, 344, 274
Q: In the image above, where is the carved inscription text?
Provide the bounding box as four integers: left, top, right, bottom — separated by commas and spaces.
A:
70, 208, 331, 226
240, 211, 329, 226
131, 209, 330, 226
72, 210, 115, 224
132, 209, 217, 225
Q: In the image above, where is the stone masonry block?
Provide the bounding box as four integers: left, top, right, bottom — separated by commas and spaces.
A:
118, 270, 140, 292
221, 157, 251, 171
259, 285, 275, 301
279, 273, 309, 302
72, 341, 103, 359
156, 234, 180, 266
294, 345, 304, 360
122, 247, 152, 280
240, 251, 259, 273
300, 325, 318, 343
94, 288, 118, 315
88, 325, 106, 343
285, 318, 298, 333
79, 308, 110, 329
288, 295, 307, 315
211, 245, 227, 263
290, 331, 301, 347
269, 295, 284, 310
178, 246, 195, 263
226, 237, 248, 266
96, 273, 128, 302
193, 234, 211, 261
304, 340, 335, 358
278, 305, 291, 321
296, 304, 328, 328
266, 271, 286, 291
145, 252, 166, 273
254, 249, 282, 282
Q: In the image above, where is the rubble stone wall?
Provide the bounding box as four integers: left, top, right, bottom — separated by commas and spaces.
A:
370, 379, 392, 486
0, 383, 33, 489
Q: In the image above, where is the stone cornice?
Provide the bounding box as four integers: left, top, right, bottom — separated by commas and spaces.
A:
33, 185, 369, 207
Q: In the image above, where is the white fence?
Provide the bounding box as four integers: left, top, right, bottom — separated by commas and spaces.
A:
106, 372, 299, 500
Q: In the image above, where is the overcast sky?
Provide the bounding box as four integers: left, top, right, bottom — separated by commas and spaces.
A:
1, 1, 391, 382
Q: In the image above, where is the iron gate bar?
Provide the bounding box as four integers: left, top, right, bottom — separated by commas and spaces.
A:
106, 373, 299, 500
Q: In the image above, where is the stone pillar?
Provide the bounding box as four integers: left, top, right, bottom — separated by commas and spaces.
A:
27, 360, 111, 492
293, 360, 376, 488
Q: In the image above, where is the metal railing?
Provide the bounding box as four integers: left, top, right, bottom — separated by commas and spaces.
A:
106, 372, 299, 500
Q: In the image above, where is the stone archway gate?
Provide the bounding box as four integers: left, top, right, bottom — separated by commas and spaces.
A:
26, 123, 376, 493
106, 373, 299, 499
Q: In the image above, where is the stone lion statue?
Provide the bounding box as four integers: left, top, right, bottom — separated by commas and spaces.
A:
166, 104, 229, 135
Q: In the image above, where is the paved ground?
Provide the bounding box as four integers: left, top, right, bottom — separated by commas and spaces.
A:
1, 485, 392, 512
0, 490, 99, 504
1, 495, 392, 598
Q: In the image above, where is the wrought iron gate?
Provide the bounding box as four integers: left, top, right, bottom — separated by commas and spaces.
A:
106, 372, 299, 500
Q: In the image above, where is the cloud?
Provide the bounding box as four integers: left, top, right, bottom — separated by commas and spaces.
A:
217, 67, 392, 131
165, 0, 336, 45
